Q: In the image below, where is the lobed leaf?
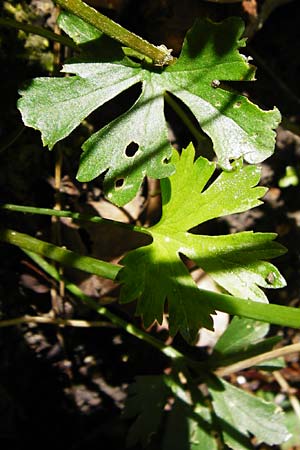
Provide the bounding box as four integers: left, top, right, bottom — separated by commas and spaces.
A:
118, 144, 286, 343
18, 16, 280, 205
123, 375, 170, 447
211, 317, 283, 369
124, 375, 218, 450
162, 393, 217, 450
213, 317, 271, 357
209, 377, 290, 449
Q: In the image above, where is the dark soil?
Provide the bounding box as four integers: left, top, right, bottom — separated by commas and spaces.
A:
1, 1, 300, 449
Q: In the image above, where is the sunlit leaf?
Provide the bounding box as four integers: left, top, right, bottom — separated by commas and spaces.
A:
18, 17, 280, 205
118, 144, 286, 343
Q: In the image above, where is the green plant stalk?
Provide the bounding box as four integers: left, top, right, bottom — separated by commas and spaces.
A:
2, 228, 300, 329
0, 17, 78, 50
198, 288, 300, 328
164, 92, 209, 147
1, 203, 148, 235
23, 249, 182, 360
0, 228, 120, 280
54, 0, 174, 65
0, 125, 25, 155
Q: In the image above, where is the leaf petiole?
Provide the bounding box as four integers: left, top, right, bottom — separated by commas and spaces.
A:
1, 228, 300, 330
0, 203, 149, 235
54, 0, 174, 66
0, 16, 78, 50
23, 249, 183, 361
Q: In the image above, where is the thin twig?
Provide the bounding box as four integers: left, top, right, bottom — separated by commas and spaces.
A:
273, 370, 300, 422
0, 203, 149, 235
23, 250, 184, 361
248, 46, 300, 107
0, 16, 78, 49
244, 0, 295, 41
0, 315, 116, 328
215, 343, 300, 377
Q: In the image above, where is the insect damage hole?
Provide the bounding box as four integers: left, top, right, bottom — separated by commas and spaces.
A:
125, 142, 139, 157
115, 178, 124, 189
211, 79, 220, 89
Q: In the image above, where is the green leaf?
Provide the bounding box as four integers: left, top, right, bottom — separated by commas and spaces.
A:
162, 388, 217, 450
18, 17, 280, 205
209, 377, 290, 449
281, 409, 300, 450
123, 375, 170, 447
254, 357, 285, 371
18, 57, 140, 150
124, 375, 218, 449
190, 403, 218, 450
57, 11, 102, 44
214, 317, 270, 356
211, 316, 283, 369
118, 144, 286, 343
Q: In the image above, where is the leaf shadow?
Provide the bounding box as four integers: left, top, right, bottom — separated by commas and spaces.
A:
79, 73, 254, 205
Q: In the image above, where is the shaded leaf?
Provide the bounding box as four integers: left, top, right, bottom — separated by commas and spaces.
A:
213, 317, 270, 356
123, 375, 170, 447
161, 377, 218, 450
162, 392, 217, 450
57, 11, 102, 44
209, 377, 290, 449
211, 316, 283, 368
281, 409, 300, 450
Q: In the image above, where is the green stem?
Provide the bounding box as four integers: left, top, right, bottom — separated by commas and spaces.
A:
2, 228, 300, 329
164, 92, 210, 149
0, 228, 120, 280
1, 203, 149, 235
54, 0, 174, 65
198, 288, 300, 329
0, 125, 25, 155
24, 250, 182, 360
0, 17, 78, 50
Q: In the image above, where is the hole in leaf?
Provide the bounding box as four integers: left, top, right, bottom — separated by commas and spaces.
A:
125, 142, 139, 157
163, 157, 170, 164
234, 101, 242, 108
115, 178, 124, 188
266, 272, 275, 285
211, 79, 220, 89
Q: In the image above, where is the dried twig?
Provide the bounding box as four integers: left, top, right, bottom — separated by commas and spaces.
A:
215, 343, 300, 377
0, 315, 116, 328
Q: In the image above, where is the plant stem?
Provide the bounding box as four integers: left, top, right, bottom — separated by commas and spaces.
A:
0, 315, 115, 328
0, 203, 150, 236
2, 228, 300, 329
273, 371, 300, 422
0, 125, 25, 155
164, 93, 203, 142
1, 203, 149, 235
0, 17, 78, 50
198, 288, 300, 329
54, 0, 174, 65
164, 92, 212, 154
0, 228, 120, 281
24, 250, 183, 360
215, 342, 300, 377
